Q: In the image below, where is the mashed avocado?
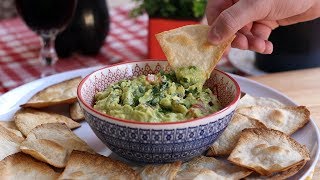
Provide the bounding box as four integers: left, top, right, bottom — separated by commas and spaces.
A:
94, 66, 221, 122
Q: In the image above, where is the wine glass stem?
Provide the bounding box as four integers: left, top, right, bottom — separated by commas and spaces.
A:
40, 32, 58, 77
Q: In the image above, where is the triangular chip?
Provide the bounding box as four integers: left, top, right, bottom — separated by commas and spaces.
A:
139, 161, 181, 180
0, 125, 24, 160
21, 123, 95, 168
59, 150, 138, 179
237, 94, 285, 109
69, 102, 85, 121
207, 113, 267, 156
228, 128, 310, 176
20, 139, 69, 168
0, 153, 59, 180
177, 156, 252, 179
156, 24, 234, 78
175, 168, 227, 180
21, 77, 81, 108
0, 121, 23, 137
14, 108, 80, 136
245, 160, 306, 180
236, 106, 310, 135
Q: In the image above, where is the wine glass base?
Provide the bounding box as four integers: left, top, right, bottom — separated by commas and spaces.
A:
41, 67, 56, 78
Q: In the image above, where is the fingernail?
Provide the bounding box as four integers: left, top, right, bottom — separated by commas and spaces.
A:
208, 27, 221, 44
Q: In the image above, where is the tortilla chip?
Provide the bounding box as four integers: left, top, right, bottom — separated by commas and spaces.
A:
237, 94, 285, 109
0, 153, 59, 180
207, 113, 267, 156
69, 102, 84, 121
245, 160, 306, 180
178, 156, 252, 179
228, 128, 310, 176
20, 139, 69, 168
139, 161, 182, 180
21, 123, 95, 168
14, 108, 80, 136
0, 121, 23, 137
236, 106, 310, 135
175, 168, 227, 180
59, 150, 138, 179
0, 125, 24, 161
21, 77, 82, 108
156, 24, 234, 78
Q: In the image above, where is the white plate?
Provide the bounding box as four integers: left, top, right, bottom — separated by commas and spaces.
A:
0, 66, 319, 179
228, 48, 267, 76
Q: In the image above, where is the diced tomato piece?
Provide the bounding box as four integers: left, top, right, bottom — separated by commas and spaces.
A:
147, 74, 156, 82
192, 104, 202, 108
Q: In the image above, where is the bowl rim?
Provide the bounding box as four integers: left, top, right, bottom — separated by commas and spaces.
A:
77, 60, 241, 125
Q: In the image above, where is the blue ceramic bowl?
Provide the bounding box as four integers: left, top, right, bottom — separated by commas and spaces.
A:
77, 60, 240, 163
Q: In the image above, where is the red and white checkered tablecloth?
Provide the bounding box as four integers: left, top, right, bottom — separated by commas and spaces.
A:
0, 5, 239, 95
0, 5, 148, 94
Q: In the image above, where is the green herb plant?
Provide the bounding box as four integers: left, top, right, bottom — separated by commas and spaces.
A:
130, 0, 207, 19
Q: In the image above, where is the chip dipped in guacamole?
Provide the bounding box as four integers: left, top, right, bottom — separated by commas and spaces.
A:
93, 66, 221, 123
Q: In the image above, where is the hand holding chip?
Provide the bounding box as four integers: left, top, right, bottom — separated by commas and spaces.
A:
206, 0, 320, 54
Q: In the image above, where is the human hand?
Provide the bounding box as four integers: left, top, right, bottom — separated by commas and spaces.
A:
206, 0, 320, 54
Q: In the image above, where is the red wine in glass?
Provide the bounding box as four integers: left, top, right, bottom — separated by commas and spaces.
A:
15, 0, 77, 77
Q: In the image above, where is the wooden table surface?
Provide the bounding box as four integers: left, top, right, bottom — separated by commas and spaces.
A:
248, 67, 320, 179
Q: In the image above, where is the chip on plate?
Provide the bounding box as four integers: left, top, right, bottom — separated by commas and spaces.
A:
156, 24, 235, 78
0, 121, 23, 137
207, 113, 267, 156
177, 156, 252, 179
228, 128, 310, 176
20, 139, 69, 168
20, 123, 95, 168
175, 168, 227, 180
237, 94, 285, 109
14, 108, 80, 136
0, 124, 24, 161
59, 150, 138, 180
139, 161, 182, 180
69, 102, 85, 121
21, 77, 81, 108
236, 106, 310, 135
245, 160, 306, 180
0, 153, 59, 180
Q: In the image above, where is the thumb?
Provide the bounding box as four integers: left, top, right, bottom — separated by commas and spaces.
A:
208, 0, 269, 44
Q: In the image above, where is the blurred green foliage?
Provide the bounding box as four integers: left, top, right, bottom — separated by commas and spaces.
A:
130, 0, 207, 19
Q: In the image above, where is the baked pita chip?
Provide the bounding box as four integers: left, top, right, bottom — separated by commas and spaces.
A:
20, 139, 69, 168
139, 161, 181, 180
0, 125, 24, 161
228, 128, 310, 176
21, 77, 81, 108
14, 108, 80, 136
178, 156, 252, 179
156, 24, 235, 78
59, 150, 138, 180
237, 94, 285, 109
175, 168, 227, 180
0, 153, 59, 180
245, 160, 306, 180
69, 102, 84, 121
207, 113, 267, 156
236, 106, 310, 135
21, 123, 94, 168
0, 121, 23, 137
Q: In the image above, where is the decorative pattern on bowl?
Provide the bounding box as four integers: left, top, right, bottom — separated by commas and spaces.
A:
78, 60, 240, 163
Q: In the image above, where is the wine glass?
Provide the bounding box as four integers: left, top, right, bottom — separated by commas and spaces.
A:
15, 0, 77, 77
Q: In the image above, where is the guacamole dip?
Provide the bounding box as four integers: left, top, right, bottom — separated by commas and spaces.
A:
93, 66, 221, 122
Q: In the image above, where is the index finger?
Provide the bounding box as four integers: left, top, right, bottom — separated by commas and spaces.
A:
206, 0, 234, 25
